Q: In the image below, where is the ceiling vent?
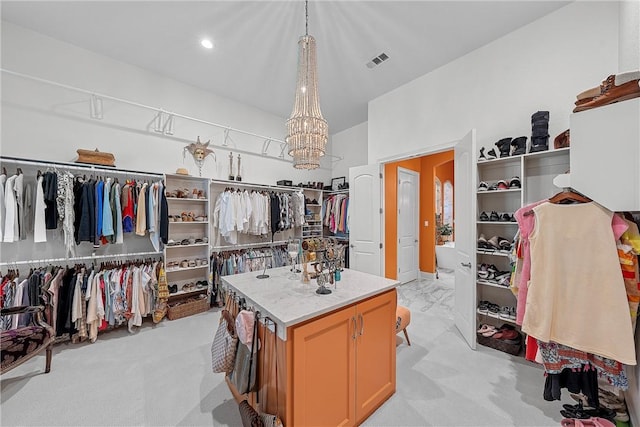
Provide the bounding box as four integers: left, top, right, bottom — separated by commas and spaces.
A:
366, 52, 389, 69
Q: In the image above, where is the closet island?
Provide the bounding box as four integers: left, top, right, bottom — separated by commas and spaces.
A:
221, 266, 399, 426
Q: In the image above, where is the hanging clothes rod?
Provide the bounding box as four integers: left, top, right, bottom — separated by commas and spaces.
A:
0, 250, 162, 267
0, 156, 162, 179
1, 68, 342, 165
211, 240, 290, 252
210, 179, 304, 193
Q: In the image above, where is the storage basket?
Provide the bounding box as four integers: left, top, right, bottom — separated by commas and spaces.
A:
477, 332, 522, 356
167, 295, 209, 320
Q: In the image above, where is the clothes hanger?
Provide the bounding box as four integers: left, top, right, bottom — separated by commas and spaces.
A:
524, 188, 591, 216
547, 188, 591, 205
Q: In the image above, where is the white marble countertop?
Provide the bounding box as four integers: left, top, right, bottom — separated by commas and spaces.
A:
221, 266, 399, 340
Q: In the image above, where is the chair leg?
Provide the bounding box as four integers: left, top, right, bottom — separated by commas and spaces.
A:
45, 345, 52, 373
403, 328, 411, 346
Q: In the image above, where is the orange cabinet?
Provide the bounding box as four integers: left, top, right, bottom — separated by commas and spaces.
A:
291, 289, 396, 426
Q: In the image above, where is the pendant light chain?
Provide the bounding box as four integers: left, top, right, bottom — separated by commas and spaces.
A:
305, 0, 309, 36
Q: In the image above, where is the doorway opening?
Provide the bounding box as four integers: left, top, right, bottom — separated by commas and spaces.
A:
382, 149, 455, 282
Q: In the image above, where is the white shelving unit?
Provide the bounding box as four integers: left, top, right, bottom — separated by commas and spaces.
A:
475, 146, 570, 350
163, 173, 210, 305
303, 188, 324, 238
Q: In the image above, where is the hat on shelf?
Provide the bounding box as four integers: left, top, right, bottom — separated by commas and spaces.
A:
175, 168, 190, 176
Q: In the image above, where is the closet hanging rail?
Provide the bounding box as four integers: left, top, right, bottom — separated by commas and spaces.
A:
1, 68, 342, 165
211, 179, 304, 193
0, 156, 162, 179
0, 250, 162, 267
211, 240, 290, 252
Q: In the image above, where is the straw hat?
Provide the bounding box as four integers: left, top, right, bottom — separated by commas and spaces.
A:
175, 168, 189, 176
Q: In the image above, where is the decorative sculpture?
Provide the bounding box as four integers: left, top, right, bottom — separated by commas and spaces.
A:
228, 152, 235, 181
184, 136, 215, 177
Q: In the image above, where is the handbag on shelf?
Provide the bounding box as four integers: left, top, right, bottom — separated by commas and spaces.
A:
231, 310, 259, 395
239, 399, 264, 427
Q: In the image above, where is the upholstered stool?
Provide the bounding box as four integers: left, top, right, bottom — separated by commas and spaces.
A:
395, 306, 411, 346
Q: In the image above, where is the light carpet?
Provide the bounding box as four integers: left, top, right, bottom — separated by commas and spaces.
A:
1, 271, 568, 426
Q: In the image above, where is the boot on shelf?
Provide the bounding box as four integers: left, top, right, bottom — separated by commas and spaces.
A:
495, 138, 512, 158
530, 111, 549, 153
510, 136, 527, 156
486, 148, 497, 160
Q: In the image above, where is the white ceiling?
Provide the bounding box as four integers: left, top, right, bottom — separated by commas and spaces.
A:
1, 1, 570, 134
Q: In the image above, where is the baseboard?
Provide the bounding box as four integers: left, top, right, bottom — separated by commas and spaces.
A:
420, 271, 436, 280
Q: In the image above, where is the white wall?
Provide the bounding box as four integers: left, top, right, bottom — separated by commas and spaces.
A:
330, 121, 368, 181
368, 1, 620, 162
0, 21, 332, 185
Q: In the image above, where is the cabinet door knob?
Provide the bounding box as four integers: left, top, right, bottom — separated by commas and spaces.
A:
352, 316, 357, 340
461, 262, 471, 268
358, 313, 364, 336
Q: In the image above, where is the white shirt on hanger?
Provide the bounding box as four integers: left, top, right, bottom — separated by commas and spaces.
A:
3, 175, 18, 242
34, 175, 47, 242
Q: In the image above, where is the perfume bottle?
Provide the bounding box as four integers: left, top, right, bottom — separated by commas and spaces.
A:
228, 152, 235, 181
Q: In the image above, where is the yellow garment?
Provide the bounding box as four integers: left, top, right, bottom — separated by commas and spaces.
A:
621, 219, 640, 254
523, 202, 636, 365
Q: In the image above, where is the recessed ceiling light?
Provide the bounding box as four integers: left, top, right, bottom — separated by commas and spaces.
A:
200, 39, 214, 49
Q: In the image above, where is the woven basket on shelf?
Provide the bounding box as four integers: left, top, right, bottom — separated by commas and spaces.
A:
477, 333, 522, 356
167, 295, 209, 320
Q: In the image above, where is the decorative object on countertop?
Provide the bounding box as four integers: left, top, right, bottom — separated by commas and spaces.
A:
75, 148, 115, 167
184, 136, 215, 177
285, 0, 328, 170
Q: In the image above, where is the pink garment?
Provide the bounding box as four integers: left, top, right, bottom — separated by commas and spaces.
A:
235, 310, 256, 346
514, 201, 628, 325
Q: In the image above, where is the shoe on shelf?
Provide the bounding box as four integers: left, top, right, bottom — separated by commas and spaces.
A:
496, 180, 509, 190
495, 138, 512, 158
509, 176, 521, 188
478, 147, 487, 162
479, 211, 489, 221
486, 148, 497, 160
500, 213, 512, 222
487, 183, 499, 191
477, 234, 490, 249
573, 71, 640, 113
510, 136, 527, 155
489, 211, 500, 221
478, 181, 489, 191
477, 300, 490, 313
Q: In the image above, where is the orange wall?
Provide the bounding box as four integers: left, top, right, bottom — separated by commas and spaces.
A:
383, 151, 454, 279
384, 159, 421, 280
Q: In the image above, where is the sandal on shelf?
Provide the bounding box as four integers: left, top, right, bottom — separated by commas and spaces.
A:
496, 180, 509, 190
191, 189, 199, 199
187, 260, 197, 268
478, 181, 489, 191
180, 260, 189, 268
489, 211, 500, 221
197, 190, 206, 199
166, 191, 177, 198
180, 239, 190, 246
479, 211, 489, 221
476, 323, 493, 334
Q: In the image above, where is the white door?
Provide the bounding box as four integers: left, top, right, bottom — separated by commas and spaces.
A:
349, 164, 383, 276
397, 168, 419, 283
454, 129, 477, 350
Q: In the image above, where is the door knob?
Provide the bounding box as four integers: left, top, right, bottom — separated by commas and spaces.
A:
414, 239, 418, 243
350, 244, 354, 248
461, 262, 472, 268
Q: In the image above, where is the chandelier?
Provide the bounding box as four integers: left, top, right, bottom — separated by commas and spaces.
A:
286, 0, 328, 170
